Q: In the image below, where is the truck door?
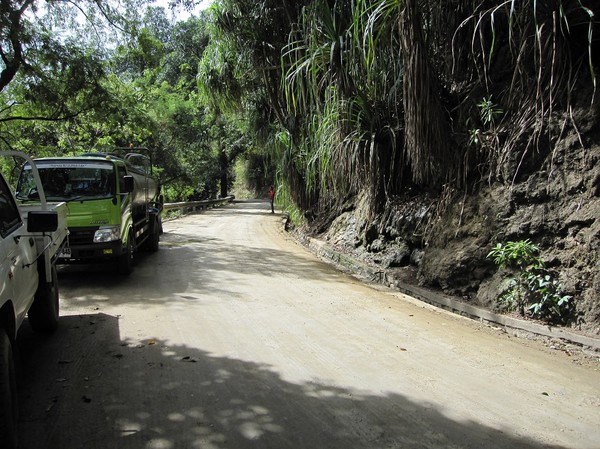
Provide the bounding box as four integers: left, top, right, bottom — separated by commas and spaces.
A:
0, 175, 38, 324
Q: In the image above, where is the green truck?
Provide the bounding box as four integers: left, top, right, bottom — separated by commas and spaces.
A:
16, 151, 163, 274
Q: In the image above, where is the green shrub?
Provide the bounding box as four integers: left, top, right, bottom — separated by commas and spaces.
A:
488, 240, 572, 323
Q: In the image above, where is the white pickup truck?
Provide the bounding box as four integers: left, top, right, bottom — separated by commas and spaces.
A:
0, 151, 68, 448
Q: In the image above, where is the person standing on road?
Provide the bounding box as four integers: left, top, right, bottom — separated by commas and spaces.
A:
268, 185, 275, 214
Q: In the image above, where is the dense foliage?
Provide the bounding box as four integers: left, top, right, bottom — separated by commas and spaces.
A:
196, 0, 598, 220
0, 0, 235, 200
1, 0, 598, 207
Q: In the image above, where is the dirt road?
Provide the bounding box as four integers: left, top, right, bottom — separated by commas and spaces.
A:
15, 200, 600, 449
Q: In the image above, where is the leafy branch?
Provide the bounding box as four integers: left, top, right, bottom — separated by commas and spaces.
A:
487, 240, 572, 323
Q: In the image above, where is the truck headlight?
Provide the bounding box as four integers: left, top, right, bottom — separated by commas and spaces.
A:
94, 226, 120, 243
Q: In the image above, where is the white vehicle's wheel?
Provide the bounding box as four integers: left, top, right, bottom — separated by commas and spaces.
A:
28, 265, 59, 334
0, 328, 18, 449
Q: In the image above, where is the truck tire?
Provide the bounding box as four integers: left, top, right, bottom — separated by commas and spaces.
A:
0, 328, 18, 449
28, 265, 59, 334
146, 216, 160, 252
118, 231, 134, 275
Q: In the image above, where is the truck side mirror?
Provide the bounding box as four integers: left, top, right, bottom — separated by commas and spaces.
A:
121, 176, 134, 193
27, 210, 58, 233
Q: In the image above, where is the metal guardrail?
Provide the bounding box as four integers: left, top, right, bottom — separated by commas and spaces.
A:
162, 196, 234, 214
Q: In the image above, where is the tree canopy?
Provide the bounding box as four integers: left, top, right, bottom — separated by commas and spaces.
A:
1, 0, 598, 206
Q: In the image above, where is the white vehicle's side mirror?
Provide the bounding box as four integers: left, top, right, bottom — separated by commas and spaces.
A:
27, 210, 58, 233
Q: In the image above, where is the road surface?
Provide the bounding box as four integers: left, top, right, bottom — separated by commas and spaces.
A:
15, 200, 600, 449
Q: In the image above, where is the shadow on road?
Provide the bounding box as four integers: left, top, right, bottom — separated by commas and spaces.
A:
16, 313, 568, 449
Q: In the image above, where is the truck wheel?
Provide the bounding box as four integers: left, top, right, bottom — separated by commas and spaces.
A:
146, 217, 160, 252
118, 232, 134, 275
0, 328, 18, 449
28, 265, 59, 334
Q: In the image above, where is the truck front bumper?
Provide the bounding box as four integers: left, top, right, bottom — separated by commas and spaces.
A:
59, 240, 124, 262
59, 227, 124, 262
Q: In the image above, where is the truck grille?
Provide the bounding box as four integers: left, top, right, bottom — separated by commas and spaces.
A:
68, 228, 98, 245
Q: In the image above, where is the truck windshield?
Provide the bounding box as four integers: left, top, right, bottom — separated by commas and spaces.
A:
16, 161, 115, 201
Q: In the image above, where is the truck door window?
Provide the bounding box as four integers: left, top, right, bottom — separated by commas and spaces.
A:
0, 176, 22, 237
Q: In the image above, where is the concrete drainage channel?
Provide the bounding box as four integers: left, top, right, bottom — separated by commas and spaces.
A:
294, 232, 600, 353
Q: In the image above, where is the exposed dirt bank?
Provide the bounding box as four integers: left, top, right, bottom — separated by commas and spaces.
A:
297, 124, 600, 338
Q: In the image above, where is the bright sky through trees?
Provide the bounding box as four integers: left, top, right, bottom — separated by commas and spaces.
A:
153, 0, 213, 20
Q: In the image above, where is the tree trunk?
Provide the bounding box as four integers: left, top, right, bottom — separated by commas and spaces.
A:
219, 150, 228, 198
0, 1, 31, 92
